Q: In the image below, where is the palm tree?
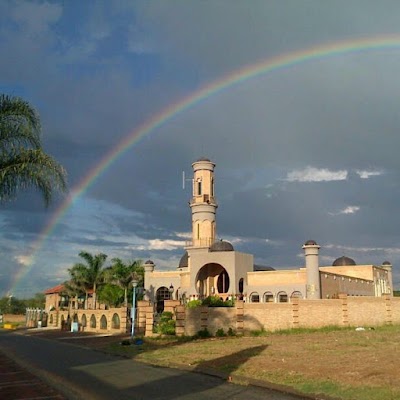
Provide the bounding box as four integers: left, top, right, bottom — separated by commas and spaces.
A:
0, 94, 67, 206
108, 258, 144, 306
71, 251, 108, 309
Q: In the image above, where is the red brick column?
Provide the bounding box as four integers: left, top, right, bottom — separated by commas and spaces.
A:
236, 300, 244, 334
175, 305, 186, 336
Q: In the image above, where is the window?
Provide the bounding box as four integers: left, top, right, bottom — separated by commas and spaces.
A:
198, 181, 202, 195
263, 292, 274, 302
81, 314, 87, 327
90, 314, 96, 328
250, 292, 260, 303
290, 291, 302, 300
278, 292, 288, 303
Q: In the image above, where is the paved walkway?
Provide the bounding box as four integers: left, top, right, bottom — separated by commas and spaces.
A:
0, 349, 67, 399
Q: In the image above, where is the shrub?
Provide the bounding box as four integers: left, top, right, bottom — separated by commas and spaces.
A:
227, 327, 236, 336
155, 311, 176, 335
215, 328, 226, 337
201, 295, 234, 307
196, 328, 211, 339
186, 299, 202, 309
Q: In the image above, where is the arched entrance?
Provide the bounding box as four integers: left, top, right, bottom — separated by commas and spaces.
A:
195, 263, 230, 298
156, 286, 172, 314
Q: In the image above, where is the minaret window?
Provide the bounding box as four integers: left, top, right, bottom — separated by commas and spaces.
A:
197, 180, 202, 195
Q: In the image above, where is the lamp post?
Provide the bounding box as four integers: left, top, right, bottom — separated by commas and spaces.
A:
169, 284, 174, 300
131, 279, 138, 338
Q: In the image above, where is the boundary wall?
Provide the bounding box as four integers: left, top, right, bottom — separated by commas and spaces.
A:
139, 295, 400, 336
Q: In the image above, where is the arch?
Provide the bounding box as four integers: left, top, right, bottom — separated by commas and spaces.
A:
73, 313, 78, 322
111, 313, 120, 329
195, 263, 230, 298
238, 278, 244, 294
263, 291, 274, 303
90, 314, 96, 328
81, 314, 87, 327
60, 314, 65, 329
277, 291, 288, 303
290, 291, 303, 300
49, 314, 53, 324
249, 292, 260, 303
156, 286, 171, 314
100, 315, 107, 330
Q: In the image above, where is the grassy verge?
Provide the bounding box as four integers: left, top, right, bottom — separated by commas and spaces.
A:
102, 325, 400, 400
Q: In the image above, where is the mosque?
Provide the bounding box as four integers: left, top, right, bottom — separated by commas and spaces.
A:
144, 158, 393, 308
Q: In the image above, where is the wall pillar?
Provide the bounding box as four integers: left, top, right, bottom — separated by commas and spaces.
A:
236, 300, 244, 334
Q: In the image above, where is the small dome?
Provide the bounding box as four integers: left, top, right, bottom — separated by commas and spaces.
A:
196, 156, 211, 162
209, 240, 234, 252
304, 239, 318, 246
178, 251, 188, 268
145, 260, 154, 265
332, 256, 356, 266
382, 261, 392, 266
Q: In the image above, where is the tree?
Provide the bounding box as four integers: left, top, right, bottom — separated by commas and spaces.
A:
106, 258, 144, 307
0, 94, 67, 206
70, 251, 108, 309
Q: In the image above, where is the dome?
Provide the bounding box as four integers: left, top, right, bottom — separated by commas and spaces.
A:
382, 261, 392, 266
196, 156, 211, 162
145, 260, 154, 265
332, 256, 356, 266
304, 239, 318, 246
178, 251, 188, 268
209, 240, 234, 252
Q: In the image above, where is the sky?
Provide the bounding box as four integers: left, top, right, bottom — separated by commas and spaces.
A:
1, 0, 400, 298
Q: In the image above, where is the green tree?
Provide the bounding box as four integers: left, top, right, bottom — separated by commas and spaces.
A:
70, 251, 108, 309
107, 258, 144, 306
0, 94, 67, 206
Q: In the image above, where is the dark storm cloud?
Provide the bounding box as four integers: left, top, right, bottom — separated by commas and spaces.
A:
2, 1, 400, 296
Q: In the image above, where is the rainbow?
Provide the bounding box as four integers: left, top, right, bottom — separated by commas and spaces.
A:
9, 35, 400, 295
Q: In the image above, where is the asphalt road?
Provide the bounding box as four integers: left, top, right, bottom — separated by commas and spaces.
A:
0, 331, 311, 400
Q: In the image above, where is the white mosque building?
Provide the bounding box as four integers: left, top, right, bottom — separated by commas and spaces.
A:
144, 158, 393, 309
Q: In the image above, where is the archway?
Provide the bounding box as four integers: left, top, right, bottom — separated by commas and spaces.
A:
156, 286, 171, 314
195, 263, 230, 298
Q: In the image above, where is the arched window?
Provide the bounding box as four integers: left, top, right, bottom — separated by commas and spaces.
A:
217, 270, 230, 293
112, 313, 120, 329
90, 314, 96, 328
49, 314, 53, 324
198, 180, 202, 195
250, 292, 260, 303
100, 315, 107, 330
263, 292, 274, 303
81, 314, 87, 327
290, 291, 303, 300
73, 313, 78, 322
277, 292, 288, 303
238, 278, 244, 294
156, 286, 171, 314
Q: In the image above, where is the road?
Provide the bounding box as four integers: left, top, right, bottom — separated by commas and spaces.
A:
0, 331, 311, 400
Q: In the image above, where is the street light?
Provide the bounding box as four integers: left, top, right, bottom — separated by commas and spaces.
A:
131, 279, 138, 338
169, 284, 174, 300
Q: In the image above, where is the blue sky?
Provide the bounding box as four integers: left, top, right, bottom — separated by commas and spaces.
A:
1, 1, 400, 297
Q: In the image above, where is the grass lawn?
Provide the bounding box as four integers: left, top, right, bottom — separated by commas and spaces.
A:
97, 325, 400, 400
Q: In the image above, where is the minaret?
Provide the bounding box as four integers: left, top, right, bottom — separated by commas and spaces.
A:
189, 158, 218, 247
381, 261, 393, 296
302, 240, 321, 299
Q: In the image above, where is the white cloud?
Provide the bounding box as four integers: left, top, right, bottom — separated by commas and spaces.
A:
355, 170, 383, 179
14, 255, 32, 266
339, 206, 360, 215
328, 206, 360, 216
286, 167, 348, 182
